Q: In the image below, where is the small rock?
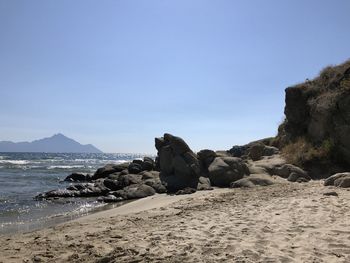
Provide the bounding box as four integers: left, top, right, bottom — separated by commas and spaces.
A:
323, 191, 338, 196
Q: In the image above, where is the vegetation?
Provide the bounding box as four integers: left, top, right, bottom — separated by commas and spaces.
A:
281, 137, 334, 167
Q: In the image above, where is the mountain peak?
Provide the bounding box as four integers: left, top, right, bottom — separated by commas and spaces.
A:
0, 134, 103, 153
51, 133, 68, 140
53, 133, 66, 137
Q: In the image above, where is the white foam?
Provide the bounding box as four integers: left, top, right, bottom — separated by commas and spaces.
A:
0, 160, 29, 165
47, 165, 85, 169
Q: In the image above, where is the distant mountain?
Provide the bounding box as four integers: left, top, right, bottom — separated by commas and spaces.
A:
0, 133, 103, 153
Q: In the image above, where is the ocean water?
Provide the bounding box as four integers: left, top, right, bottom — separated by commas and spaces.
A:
0, 152, 145, 235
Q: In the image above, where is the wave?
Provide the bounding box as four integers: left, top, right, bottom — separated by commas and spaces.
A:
47, 165, 86, 170
0, 160, 30, 165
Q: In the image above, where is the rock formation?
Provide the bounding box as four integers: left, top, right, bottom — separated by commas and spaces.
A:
324, 172, 350, 188
275, 60, 350, 178
155, 133, 201, 192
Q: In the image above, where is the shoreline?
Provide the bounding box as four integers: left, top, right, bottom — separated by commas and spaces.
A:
0, 199, 130, 236
1, 181, 350, 262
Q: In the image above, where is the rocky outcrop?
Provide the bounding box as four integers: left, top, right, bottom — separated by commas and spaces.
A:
156, 133, 201, 192
228, 142, 279, 161
275, 60, 350, 177
64, 173, 91, 182
208, 157, 249, 187
92, 163, 129, 180
272, 164, 311, 183
324, 172, 350, 188
37, 156, 160, 201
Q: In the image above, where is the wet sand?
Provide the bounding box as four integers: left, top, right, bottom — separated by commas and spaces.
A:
1, 181, 350, 262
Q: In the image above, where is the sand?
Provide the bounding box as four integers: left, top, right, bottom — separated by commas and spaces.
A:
1, 181, 350, 263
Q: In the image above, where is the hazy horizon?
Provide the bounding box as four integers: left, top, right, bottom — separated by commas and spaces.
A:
1, 0, 350, 153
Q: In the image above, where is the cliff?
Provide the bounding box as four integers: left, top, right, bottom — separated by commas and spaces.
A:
275, 59, 350, 178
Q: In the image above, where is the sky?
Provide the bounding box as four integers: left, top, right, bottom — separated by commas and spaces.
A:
0, 0, 349, 153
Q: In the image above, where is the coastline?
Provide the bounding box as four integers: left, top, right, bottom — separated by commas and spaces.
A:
1, 181, 350, 262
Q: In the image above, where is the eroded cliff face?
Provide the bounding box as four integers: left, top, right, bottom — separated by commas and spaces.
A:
276, 60, 350, 177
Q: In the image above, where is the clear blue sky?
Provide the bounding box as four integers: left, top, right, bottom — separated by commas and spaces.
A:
0, 0, 349, 153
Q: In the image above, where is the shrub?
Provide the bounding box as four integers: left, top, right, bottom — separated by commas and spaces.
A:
281, 137, 333, 166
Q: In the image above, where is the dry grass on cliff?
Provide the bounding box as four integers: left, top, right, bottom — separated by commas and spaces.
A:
281, 137, 333, 166
314, 59, 350, 90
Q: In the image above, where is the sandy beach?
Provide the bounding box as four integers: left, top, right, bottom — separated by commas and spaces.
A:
1, 181, 350, 263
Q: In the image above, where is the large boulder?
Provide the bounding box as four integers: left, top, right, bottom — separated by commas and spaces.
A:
36, 182, 109, 199
103, 174, 142, 191
64, 173, 91, 182
230, 174, 275, 188
273, 164, 311, 182
143, 178, 167, 193
208, 157, 249, 187
228, 142, 279, 160
156, 133, 201, 192
128, 163, 143, 174
197, 176, 212, 191
197, 149, 217, 176
249, 143, 265, 161
324, 172, 350, 188
92, 163, 129, 180
142, 157, 155, 171
112, 184, 156, 200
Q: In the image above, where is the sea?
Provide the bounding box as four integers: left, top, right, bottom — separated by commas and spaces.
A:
0, 152, 146, 235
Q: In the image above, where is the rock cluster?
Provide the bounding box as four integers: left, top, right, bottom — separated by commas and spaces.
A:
36, 157, 162, 201
36, 133, 319, 202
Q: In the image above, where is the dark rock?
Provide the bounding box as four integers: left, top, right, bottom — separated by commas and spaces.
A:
36, 189, 77, 199
273, 164, 310, 182
323, 191, 338, 196
156, 133, 201, 192
155, 137, 165, 152
103, 178, 121, 191
263, 146, 279, 156
215, 151, 232, 157
64, 173, 91, 182
197, 149, 217, 170
230, 174, 274, 188
249, 143, 265, 161
92, 163, 129, 179
197, 176, 213, 191
128, 163, 143, 174
67, 183, 89, 191
175, 187, 197, 195
287, 172, 310, 183
142, 157, 155, 171
324, 172, 350, 188
79, 182, 109, 197
160, 172, 198, 192
113, 184, 156, 200
159, 145, 173, 174
99, 195, 123, 203
120, 169, 129, 175
208, 157, 249, 187
140, 171, 160, 180
144, 178, 167, 193
132, 159, 143, 166
107, 172, 121, 180
103, 174, 142, 191
228, 145, 248, 158
228, 143, 278, 160
164, 133, 191, 155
